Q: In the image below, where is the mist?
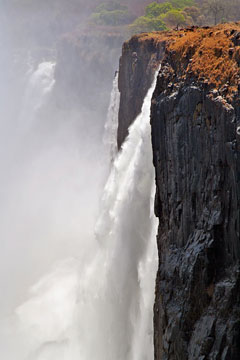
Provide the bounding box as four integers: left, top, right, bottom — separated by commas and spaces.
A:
0, 0, 111, 316
0, 53, 107, 317
0, 1, 158, 359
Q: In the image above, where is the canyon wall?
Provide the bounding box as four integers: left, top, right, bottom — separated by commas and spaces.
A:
118, 24, 240, 359
118, 33, 165, 148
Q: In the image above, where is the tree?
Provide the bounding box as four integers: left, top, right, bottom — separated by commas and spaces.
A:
183, 5, 205, 25
90, 9, 133, 25
169, 0, 195, 9
183, 6, 201, 23
162, 9, 187, 28
222, 0, 240, 22
203, 0, 225, 25
89, 1, 134, 26
129, 15, 168, 34
145, 2, 173, 18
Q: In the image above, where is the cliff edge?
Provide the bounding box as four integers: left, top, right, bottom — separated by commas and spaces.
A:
118, 23, 240, 359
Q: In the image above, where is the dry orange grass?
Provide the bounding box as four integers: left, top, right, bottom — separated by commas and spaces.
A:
169, 24, 240, 92
129, 23, 240, 97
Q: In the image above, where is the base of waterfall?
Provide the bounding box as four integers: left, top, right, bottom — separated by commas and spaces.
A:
0, 65, 159, 360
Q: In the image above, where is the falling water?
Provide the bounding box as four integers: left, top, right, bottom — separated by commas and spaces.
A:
0, 60, 106, 326
0, 61, 55, 179
0, 62, 159, 360
103, 71, 120, 164
19, 62, 56, 129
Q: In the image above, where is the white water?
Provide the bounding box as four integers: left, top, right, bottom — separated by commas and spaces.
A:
19, 62, 56, 129
0, 62, 158, 360
0, 60, 105, 318
103, 72, 120, 164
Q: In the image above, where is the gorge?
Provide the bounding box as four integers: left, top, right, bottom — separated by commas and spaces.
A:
0, 10, 239, 360
118, 23, 240, 359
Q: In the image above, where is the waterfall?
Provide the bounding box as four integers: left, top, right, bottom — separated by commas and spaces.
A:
0, 62, 159, 360
0, 61, 55, 173
103, 71, 120, 164
19, 62, 56, 129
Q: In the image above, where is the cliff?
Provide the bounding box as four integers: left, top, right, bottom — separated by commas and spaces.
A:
118, 23, 240, 359
118, 34, 164, 147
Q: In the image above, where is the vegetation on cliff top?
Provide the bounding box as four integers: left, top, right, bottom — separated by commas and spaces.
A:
168, 24, 240, 93
89, 0, 240, 36
89, 1, 135, 26
127, 22, 240, 99
7, 0, 240, 47
129, 0, 196, 34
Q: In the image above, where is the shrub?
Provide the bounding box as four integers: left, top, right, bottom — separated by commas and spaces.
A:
129, 15, 168, 34
90, 9, 132, 26
169, 0, 195, 9
162, 9, 187, 28
145, 2, 173, 18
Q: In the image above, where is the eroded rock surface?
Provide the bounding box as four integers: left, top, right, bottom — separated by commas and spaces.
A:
151, 25, 240, 360
118, 34, 165, 148
118, 23, 240, 360
152, 80, 240, 359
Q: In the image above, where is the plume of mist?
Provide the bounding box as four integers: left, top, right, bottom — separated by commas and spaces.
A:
0, 2, 158, 359
0, 61, 158, 360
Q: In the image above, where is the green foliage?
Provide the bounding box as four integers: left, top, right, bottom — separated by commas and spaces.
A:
89, 0, 240, 31
145, 2, 173, 18
90, 1, 133, 26
169, 0, 195, 9
129, 15, 168, 34
162, 9, 187, 27
90, 9, 131, 26
128, 0, 196, 33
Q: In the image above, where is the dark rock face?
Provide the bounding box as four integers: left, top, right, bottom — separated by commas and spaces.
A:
151, 69, 240, 359
117, 25, 240, 359
118, 36, 165, 148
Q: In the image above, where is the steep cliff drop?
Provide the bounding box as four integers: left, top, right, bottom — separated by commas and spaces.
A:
2, 20, 239, 360
117, 23, 240, 360
1, 63, 159, 360
151, 25, 240, 360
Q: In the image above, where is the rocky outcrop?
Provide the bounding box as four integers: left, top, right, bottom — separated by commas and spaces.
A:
152, 80, 240, 360
151, 24, 240, 360
118, 23, 240, 359
118, 33, 166, 148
